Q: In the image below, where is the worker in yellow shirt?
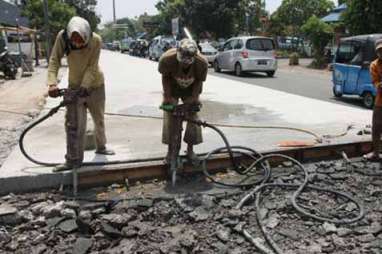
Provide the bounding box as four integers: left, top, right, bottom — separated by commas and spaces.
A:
47, 16, 114, 172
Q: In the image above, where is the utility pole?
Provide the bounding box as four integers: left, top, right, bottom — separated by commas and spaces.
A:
112, 0, 117, 41
43, 0, 51, 63
113, 0, 116, 24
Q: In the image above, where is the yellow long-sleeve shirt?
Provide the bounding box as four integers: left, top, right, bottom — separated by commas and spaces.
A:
47, 30, 104, 89
370, 59, 382, 107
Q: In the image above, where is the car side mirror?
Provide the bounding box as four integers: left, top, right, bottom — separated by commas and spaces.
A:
218, 47, 224, 52
362, 61, 370, 69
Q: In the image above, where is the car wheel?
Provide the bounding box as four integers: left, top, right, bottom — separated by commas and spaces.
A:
363, 92, 374, 109
235, 63, 242, 76
266, 71, 275, 77
214, 60, 221, 73
332, 86, 342, 98
4, 65, 17, 80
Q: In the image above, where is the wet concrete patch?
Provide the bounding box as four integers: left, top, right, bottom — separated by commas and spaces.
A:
200, 100, 283, 124
117, 100, 283, 125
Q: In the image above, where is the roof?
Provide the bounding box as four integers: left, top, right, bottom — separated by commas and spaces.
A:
229, 36, 272, 41
341, 34, 382, 44
334, 3, 347, 12
321, 12, 342, 23
0, 0, 29, 27
321, 3, 347, 23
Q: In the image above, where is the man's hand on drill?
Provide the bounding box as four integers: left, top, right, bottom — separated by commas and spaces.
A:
48, 84, 60, 98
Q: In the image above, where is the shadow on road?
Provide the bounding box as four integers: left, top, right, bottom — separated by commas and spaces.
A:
211, 71, 274, 79
330, 96, 370, 110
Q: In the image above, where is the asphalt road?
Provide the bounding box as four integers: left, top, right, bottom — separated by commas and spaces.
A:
208, 60, 366, 109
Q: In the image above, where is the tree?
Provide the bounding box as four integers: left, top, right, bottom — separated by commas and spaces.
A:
236, 0, 267, 35
155, 0, 185, 35
338, 0, 347, 5
99, 17, 137, 42
155, 0, 242, 39
302, 15, 333, 68
183, 0, 241, 38
22, 0, 76, 36
269, 0, 334, 37
63, 0, 100, 32
343, 0, 382, 35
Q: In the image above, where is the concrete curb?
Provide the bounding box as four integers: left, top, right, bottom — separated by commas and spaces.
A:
0, 140, 372, 195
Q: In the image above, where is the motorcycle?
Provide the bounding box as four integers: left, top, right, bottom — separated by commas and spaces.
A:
0, 49, 18, 80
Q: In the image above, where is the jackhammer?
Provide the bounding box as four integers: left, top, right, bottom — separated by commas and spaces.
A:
160, 103, 202, 187
20, 87, 90, 197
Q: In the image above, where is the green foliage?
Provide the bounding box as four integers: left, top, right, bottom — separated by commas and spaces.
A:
63, 0, 100, 32
235, 0, 267, 35
302, 15, 333, 68
269, 0, 334, 36
155, 0, 185, 35
21, 0, 100, 35
100, 0, 268, 41
338, 0, 347, 5
100, 17, 137, 42
343, 0, 382, 35
154, 0, 263, 39
21, 0, 76, 36
183, 0, 242, 38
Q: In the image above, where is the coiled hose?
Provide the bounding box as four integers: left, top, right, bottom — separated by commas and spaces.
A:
234, 155, 365, 254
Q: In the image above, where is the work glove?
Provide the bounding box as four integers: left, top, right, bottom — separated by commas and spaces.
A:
48, 85, 60, 98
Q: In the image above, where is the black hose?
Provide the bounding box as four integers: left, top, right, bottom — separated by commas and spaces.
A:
18, 109, 233, 168
191, 120, 239, 169
18, 102, 168, 167
19, 102, 65, 167
235, 154, 365, 254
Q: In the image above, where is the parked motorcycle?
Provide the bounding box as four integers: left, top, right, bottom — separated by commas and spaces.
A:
0, 49, 18, 80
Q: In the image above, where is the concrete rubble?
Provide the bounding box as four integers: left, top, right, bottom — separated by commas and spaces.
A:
0, 159, 380, 253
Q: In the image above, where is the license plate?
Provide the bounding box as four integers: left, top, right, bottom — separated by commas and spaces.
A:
258, 60, 267, 65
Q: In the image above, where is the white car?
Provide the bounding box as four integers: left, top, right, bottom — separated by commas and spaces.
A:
200, 42, 218, 66
214, 36, 277, 77
148, 36, 176, 61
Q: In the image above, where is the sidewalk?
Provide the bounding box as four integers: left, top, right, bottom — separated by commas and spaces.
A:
0, 51, 373, 194
0, 66, 48, 166
277, 58, 331, 76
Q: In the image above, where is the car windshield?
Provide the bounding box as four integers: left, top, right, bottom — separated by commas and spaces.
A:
162, 38, 176, 46
201, 43, 216, 51
246, 38, 275, 51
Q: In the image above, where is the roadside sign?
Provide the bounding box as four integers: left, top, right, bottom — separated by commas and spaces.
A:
172, 18, 179, 36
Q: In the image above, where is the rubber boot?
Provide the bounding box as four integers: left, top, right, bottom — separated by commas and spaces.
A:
53, 163, 73, 172
187, 145, 200, 166
95, 146, 115, 155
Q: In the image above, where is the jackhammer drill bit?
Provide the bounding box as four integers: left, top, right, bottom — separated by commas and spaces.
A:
73, 167, 78, 197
